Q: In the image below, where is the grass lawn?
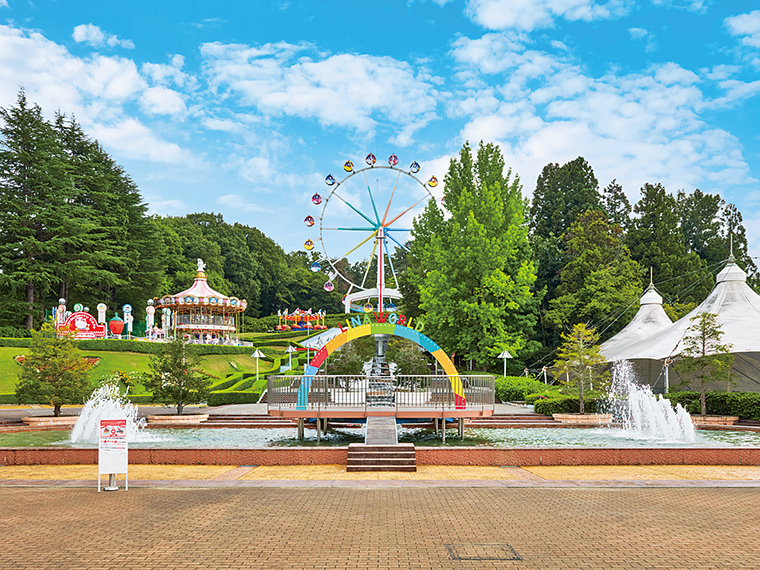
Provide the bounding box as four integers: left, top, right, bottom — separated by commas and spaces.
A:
0, 348, 279, 395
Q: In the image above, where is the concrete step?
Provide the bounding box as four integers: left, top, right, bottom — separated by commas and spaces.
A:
347, 443, 417, 472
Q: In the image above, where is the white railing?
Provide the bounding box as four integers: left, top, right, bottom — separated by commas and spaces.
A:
267, 374, 494, 413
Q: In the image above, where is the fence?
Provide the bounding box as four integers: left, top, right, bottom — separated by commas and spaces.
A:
267, 374, 494, 413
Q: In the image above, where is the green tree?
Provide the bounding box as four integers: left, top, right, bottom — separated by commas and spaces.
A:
553, 323, 609, 414
529, 157, 602, 341
601, 179, 631, 229
0, 89, 73, 328
626, 183, 712, 305
546, 210, 642, 337
411, 141, 539, 367
143, 336, 212, 415
674, 312, 734, 417
386, 338, 432, 375
14, 321, 93, 416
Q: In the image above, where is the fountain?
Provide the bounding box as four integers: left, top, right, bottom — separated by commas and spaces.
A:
606, 360, 695, 443
69, 383, 157, 444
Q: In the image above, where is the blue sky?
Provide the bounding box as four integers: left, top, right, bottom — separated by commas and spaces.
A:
1, 0, 760, 265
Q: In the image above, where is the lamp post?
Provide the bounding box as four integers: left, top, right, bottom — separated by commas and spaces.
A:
286, 344, 297, 370
251, 349, 266, 383
498, 350, 512, 377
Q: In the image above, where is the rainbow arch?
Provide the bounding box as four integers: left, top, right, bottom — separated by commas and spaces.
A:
298, 322, 464, 409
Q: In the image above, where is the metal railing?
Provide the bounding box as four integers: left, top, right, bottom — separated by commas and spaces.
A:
267, 374, 494, 412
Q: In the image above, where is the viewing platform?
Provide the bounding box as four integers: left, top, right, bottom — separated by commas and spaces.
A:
266, 374, 495, 420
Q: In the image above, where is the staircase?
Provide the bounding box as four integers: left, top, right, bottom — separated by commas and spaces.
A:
347, 443, 417, 472
467, 413, 561, 428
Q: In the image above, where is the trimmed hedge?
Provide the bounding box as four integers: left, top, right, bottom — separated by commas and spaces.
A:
495, 376, 558, 403
533, 396, 603, 415
0, 393, 17, 404
207, 390, 263, 406
125, 394, 155, 404
0, 327, 31, 338
665, 391, 760, 421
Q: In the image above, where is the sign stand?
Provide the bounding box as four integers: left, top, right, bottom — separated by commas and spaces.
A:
98, 417, 128, 492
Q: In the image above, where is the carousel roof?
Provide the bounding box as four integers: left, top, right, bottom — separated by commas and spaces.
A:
601, 257, 760, 362
159, 259, 247, 311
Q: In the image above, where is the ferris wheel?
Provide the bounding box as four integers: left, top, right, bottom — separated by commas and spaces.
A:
304, 153, 439, 313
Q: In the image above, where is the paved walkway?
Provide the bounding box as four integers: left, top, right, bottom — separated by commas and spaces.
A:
2, 483, 759, 569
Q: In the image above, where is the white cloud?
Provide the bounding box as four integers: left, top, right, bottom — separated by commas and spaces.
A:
200, 41, 441, 145
725, 10, 760, 48
72, 24, 135, 49
651, 0, 712, 14
449, 34, 753, 209
0, 1, 8, 8
628, 27, 648, 40
464, 0, 632, 32
140, 86, 186, 115
88, 118, 188, 163
216, 193, 265, 212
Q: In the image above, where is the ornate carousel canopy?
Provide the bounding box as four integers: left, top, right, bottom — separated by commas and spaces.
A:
157, 259, 247, 336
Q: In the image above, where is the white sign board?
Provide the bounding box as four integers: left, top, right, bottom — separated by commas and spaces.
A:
98, 418, 128, 491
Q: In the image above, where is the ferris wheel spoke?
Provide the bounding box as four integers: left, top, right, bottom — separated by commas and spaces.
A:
384, 194, 429, 227
363, 170, 381, 224
384, 245, 400, 288
331, 192, 379, 228
323, 227, 377, 231
340, 229, 379, 259
360, 240, 379, 288
381, 170, 402, 225
384, 230, 410, 253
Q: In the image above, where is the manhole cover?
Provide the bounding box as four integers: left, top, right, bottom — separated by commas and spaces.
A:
446, 543, 522, 561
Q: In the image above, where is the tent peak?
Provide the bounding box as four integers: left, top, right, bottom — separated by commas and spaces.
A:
640, 282, 662, 306
717, 257, 746, 284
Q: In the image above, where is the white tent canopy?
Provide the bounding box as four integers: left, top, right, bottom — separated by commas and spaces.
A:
600, 257, 760, 392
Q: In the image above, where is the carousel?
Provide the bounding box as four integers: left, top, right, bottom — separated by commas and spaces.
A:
157, 259, 247, 343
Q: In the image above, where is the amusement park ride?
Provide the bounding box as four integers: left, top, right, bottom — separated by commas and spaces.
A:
304, 153, 438, 313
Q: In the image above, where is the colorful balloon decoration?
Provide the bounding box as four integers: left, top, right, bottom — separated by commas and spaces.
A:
304, 215, 315, 227
324, 281, 335, 292
428, 176, 439, 187
388, 154, 399, 166
365, 153, 376, 166
310, 261, 321, 273
304, 239, 315, 251
344, 160, 354, 172
409, 161, 420, 174
325, 174, 336, 186
312, 193, 323, 205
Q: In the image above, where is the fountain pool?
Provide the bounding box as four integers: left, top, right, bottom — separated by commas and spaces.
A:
1, 425, 759, 449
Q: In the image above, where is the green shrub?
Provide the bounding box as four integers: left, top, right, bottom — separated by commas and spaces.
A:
209, 372, 247, 391
666, 390, 760, 421
125, 393, 155, 404
0, 393, 17, 404
524, 390, 561, 405
207, 390, 263, 406
0, 327, 31, 338
495, 376, 555, 402
533, 396, 603, 416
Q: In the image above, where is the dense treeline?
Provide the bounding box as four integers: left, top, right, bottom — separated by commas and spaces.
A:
1, 91, 756, 373
0, 90, 342, 331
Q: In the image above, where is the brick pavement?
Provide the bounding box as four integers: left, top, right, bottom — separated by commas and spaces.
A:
2, 486, 759, 569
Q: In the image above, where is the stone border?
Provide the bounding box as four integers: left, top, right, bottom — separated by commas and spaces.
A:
3, 446, 760, 466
